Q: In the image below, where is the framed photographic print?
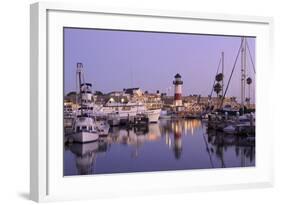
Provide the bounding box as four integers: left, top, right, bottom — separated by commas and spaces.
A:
30, 2, 274, 202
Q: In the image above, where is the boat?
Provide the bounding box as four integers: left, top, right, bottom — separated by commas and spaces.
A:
102, 100, 160, 125
207, 38, 255, 135
72, 115, 99, 143
143, 108, 161, 123
95, 119, 110, 136
64, 102, 75, 130
159, 110, 172, 119
71, 65, 99, 143
104, 102, 138, 126
70, 63, 110, 142
64, 102, 75, 118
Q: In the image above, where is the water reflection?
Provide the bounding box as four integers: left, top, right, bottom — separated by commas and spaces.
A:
206, 129, 255, 168
64, 119, 255, 176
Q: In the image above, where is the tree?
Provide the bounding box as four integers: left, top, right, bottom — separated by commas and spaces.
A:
215, 73, 223, 82
246, 77, 252, 85
214, 83, 222, 97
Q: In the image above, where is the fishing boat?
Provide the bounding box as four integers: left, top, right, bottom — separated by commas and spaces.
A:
70, 64, 99, 142
72, 115, 99, 143
70, 63, 111, 142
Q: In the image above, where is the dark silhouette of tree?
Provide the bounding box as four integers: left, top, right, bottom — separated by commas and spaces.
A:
214, 83, 222, 97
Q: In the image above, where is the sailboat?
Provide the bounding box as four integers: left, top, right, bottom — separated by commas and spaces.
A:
207, 37, 255, 135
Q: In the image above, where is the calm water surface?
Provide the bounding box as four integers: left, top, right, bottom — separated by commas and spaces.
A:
64, 119, 255, 176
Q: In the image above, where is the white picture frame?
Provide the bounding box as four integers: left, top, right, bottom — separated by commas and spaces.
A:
30, 2, 274, 202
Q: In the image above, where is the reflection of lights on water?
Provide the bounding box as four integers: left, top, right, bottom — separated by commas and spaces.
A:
165, 134, 172, 148
147, 134, 159, 141
168, 119, 203, 137
173, 134, 183, 159
180, 120, 202, 135
174, 137, 182, 149
168, 136, 172, 148
184, 121, 188, 129
175, 123, 179, 133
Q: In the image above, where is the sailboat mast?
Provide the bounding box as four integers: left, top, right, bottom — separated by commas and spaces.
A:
240, 38, 245, 112
244, 39, 247, 107
222, 51, 224, 96
248, 82, 251, 105
240, 37, 248, 113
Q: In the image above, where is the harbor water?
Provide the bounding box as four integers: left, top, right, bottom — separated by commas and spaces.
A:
64, 119, 255, 176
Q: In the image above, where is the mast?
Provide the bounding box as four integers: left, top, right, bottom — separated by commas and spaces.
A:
240, 37, 246, 113
248, 81, 251, 105
76, 62, 83, 93
244, 39, 248, 107
241, 37, 244, 110
76, 62, 84, 115
219, 37, 244, 109
244, 38, 247, 109
222, 51, 224, 97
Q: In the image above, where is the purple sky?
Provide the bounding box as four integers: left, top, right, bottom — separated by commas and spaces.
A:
64, 28, 255, 101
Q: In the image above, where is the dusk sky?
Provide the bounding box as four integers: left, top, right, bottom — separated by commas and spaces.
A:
64, 28, 255, 101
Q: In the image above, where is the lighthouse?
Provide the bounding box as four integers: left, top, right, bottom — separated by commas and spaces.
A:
173, 73, 183, 106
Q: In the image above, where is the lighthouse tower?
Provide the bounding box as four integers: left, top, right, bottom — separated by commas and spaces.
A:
173, 73, 183, 106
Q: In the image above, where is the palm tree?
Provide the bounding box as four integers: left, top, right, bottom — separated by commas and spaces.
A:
214, 83, 222, 108
214, 83, 222, 97
246, 77, 252, 105
215, 73, 223, 82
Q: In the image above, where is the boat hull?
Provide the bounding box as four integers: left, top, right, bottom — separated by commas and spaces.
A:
146, 109, 161, 123
72, 131, 99, 143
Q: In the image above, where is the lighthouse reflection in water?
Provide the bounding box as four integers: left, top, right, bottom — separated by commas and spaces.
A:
64, 119, 255, 176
